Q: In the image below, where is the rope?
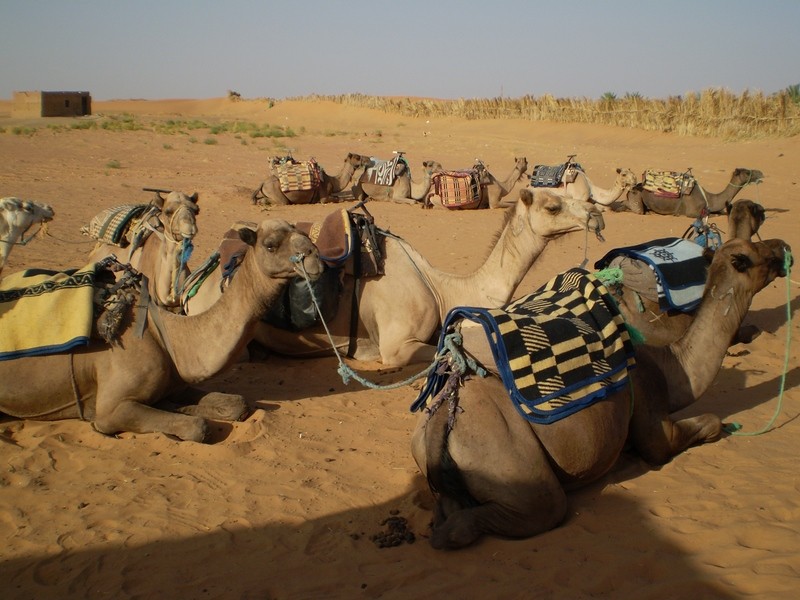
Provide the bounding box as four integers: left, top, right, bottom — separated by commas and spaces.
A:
724, 248, 793, 435
293, 257, 442, 390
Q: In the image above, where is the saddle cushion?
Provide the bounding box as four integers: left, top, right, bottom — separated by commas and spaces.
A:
594, 237, 707, 313
271, 158, 322, 192
530, 162, 583, 188
0, 263, 99, 360
412, 269, 636, 424
641, 169, 696, 198
363, 155, 408, 187
81, 204, 151, 246
430, 170, 482, 209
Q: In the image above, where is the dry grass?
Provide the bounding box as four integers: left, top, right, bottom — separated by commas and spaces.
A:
294, 88, 800, 139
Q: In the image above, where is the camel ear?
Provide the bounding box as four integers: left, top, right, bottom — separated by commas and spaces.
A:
616, 168, 621, 174
519, 188, 534, 207
190, 192, 199, 204
730, 253, 753, 273
239, 226, 258, 247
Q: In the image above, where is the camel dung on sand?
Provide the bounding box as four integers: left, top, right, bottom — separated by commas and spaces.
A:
0, 197, 55, 277
86, 190, 199, 309
353, 152, 443, 205
251, 152, 371, 206
255, 188, 605, 367
0, 220, 323, 442
411, 237, 791, 549
619, 168, 763, 217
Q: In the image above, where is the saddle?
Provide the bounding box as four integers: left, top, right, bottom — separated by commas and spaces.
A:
81, 203, 158, 248
641, 169, 696, 198
270, 156, 323, 192
429, 169, 482, 210
411, 269, 636, 424
594, 237, 708, 313
530, 157, 583, 188
362, 154, 408, 187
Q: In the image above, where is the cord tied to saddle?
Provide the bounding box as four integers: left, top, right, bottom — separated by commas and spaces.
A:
724, 247, 793, 436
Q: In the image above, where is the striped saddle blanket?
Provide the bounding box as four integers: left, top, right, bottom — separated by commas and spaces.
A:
363, 155, 408, 187
81, 204, 154, 247
411, 269, 636, 424
641, 169, 696, 198
530, 162, 583, 188
430, 170, 482, 209
271, 157, 323, 192
594, 237, 707, 313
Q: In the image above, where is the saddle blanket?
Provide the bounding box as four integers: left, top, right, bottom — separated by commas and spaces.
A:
81, 204, 151, 246
0, 263, 98, 361
411, 269, 636, 424
642, 169, 696, 198
271, 158, 322, 192
530, 162, 583, 188
430, 170, 482, 209
363, 155, 407, 187
594, 237, 707, 313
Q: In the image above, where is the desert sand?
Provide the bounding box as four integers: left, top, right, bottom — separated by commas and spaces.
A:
0, 97, 798, 599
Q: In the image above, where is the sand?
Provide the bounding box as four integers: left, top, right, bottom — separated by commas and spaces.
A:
0, 97, 798, 599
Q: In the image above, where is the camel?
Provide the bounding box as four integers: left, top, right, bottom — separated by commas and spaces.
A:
478, 157, 530, 209
0, 197, 55, 277
0, 220, 322, 442
599, 198, 768, 346
620, 168, 763, 217
410, 237, 791, 549
87, 191, 199, 309
353, 153, 443, 205
255, 188, 605, 367
556, 167, 638, 209
251, 153, 370, 206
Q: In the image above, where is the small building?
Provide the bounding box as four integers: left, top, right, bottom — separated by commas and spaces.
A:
12, 91, 92, 118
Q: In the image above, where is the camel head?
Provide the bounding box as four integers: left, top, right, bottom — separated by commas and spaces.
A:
731, 168, 764, 187
239, 219, 323, 282
422, 160, 444, 176
615, 168, 638, 188
347, 153, 372, 169
515, 188, 605, 239
726, 199, 766, 240
152, 191, 200, 242
515, 157, 529, 180
705, 237, 791, 303
0, 197, 55, 268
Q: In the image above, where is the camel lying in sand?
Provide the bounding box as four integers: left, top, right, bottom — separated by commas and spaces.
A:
0, 197, 55, 277
87, 191, 199, 308
0, 220, 322, 442
618, 168, 763, 217
353, 153, 443, 205
256, 188, 605, 366
528, 159, 637, 210
425, 158, 529, 210
251, 152, 371, 206
411, 237, 791, 549
600, 198, 767, 346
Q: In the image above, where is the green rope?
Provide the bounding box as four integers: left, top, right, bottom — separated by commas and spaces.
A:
592, 267, 646, 345
724, 248, 793, 435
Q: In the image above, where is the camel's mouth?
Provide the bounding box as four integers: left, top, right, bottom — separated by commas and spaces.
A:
588, 212, 606, 242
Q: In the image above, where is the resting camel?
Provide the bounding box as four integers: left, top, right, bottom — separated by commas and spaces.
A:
353, 156, 443, 205
621, 168, 763, 217
411, 237, 791, 549
478, 157, 529, 209
87, 191, 199, 309
256, 188, 605, 366
0, 197, 55, 277
0, 220, 322, 442
601, 198, 768, 346
251, 152, 371, 206
543, 167, 639, 209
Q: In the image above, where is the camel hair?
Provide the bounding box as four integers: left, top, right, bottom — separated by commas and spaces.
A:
255, 188, 606, 367
619, 168, 763, 217
88, 191, 199, 309
0, 197, 55, 277
605, 198, 768, 347
353, 158, 443, 205
251, 152, 371, 206
0, 220, 323, 442
411, 236, 791, 549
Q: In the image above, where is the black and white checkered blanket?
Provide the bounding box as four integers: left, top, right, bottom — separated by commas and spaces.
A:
411, 269, 636, 424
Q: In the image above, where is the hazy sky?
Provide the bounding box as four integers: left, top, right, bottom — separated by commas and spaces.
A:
1, 0, 797, 101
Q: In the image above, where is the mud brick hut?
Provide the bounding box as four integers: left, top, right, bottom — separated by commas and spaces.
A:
12, 91, 92, 118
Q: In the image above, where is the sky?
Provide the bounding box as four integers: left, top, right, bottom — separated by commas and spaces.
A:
1, 0, 798, 102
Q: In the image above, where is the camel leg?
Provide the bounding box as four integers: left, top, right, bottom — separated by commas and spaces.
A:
379, 339, 437, 368
159, 388, 249, 421
94, 400, 209, 442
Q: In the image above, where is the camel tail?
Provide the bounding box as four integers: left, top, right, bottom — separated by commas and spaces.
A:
425, 397, 480, 510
